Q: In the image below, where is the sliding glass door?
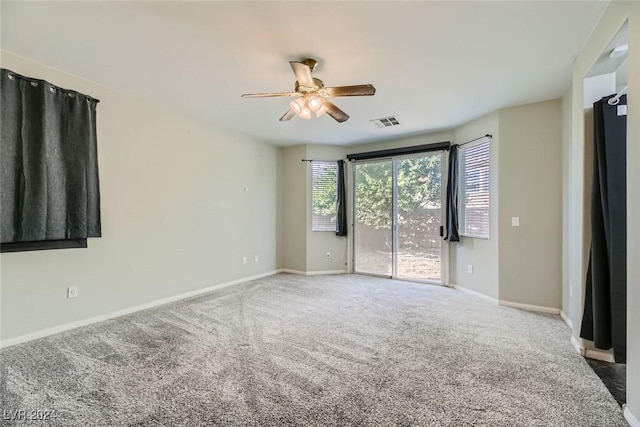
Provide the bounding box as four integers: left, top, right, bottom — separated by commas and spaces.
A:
396, 155, 443, 281
353, 152, 445, 284
354, 160, 393, 276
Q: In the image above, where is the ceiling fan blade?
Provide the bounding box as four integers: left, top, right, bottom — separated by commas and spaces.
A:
279, 108, 296, 121
325, 84, 376, 97
323, 100, 350, 123
241, 92, 298, 98
289, 61, 315, 87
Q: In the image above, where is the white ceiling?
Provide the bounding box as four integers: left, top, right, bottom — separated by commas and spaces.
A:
1, 1, 608, 146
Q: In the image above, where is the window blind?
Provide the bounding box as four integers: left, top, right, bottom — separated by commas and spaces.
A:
311, 162, 338, 232
459, 139, 490, 238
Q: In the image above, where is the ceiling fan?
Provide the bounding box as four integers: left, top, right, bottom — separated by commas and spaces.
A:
241, 58, 376, 123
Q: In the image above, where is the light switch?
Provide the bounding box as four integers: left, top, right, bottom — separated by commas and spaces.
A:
512, 217, 520, 227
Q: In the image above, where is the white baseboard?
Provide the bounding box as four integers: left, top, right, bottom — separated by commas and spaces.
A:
450, 284, 499, 304
281, 269, 348, 276
280, 268, 306, 275
624, 405, 640, 427
0, 269, 280, 349
451, 286, 562, 317
498, 300, 560, 315
560, 310, 573, 330
569, 335, 615, 363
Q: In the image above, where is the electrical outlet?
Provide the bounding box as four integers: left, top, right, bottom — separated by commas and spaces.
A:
242, 257, 247, 264
67, 286, 78, 299
254, 255, 259, 263
325, 252, 332, 260
512, 217, 520, 227
467, 265, 473, 274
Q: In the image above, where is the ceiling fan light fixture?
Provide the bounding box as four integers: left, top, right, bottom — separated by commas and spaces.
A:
307, 96, 322, 112
290, 97, 312, 119
290, 98, 304, 114
299, 107, 312, 119
242, 58, 376, 123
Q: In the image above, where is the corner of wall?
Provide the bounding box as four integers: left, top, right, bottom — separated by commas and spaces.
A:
451, 112, 500, 300
561, 88, 574, 319
280, 145, 308, 272
276, 147, 284, 270
496, 99, 563, 310
625, 1, 640, 420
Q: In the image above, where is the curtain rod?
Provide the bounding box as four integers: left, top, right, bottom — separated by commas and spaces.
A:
301, 159, 343, 162
347, 141, 450, 161
457, 134, 492, 147
608, 86, 627, 105
3, 69, 101, 103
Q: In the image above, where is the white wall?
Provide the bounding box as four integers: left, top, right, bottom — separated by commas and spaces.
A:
565, 1, 639, 422
561, 88, 573, 319
0, 52, 279, 342
452, 113, 500, 298
583, 73, 617, 107
276, 149, 284, 269
280, 145, 307, 272
498, 100, 562, 309
627, 3, 640, 419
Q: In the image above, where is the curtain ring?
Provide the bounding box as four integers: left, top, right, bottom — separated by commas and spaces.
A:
608, 97, 620, 106
8, 73, 15, 80
30, 81, 38, 87
68, 92, 75, 98
49, 86, 56, 93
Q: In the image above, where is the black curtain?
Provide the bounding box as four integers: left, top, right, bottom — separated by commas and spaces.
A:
444, 145, 459, 242
1, 69, 101, 246
580, 94, 627, 364
336, 160, 347, 236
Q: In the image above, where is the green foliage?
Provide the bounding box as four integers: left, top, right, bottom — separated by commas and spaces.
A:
355, 162, 393, 229
355, 156, 441, 229
312, 165, 338, 217
312, 156, 442, 242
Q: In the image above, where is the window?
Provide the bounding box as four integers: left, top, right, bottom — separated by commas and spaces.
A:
459, 138, 490, 238
312, 161, 338, 231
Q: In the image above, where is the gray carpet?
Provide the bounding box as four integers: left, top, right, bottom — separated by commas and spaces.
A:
0, 274, 627, 426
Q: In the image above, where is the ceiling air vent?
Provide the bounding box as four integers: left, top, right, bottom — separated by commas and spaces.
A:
371, 116, 400, 128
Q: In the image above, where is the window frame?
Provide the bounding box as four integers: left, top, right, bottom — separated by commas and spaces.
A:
458, 138, 491, 239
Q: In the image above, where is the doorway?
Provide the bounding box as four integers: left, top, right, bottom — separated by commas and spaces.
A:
579, 19, 628, 406
352, 151, 446, 284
